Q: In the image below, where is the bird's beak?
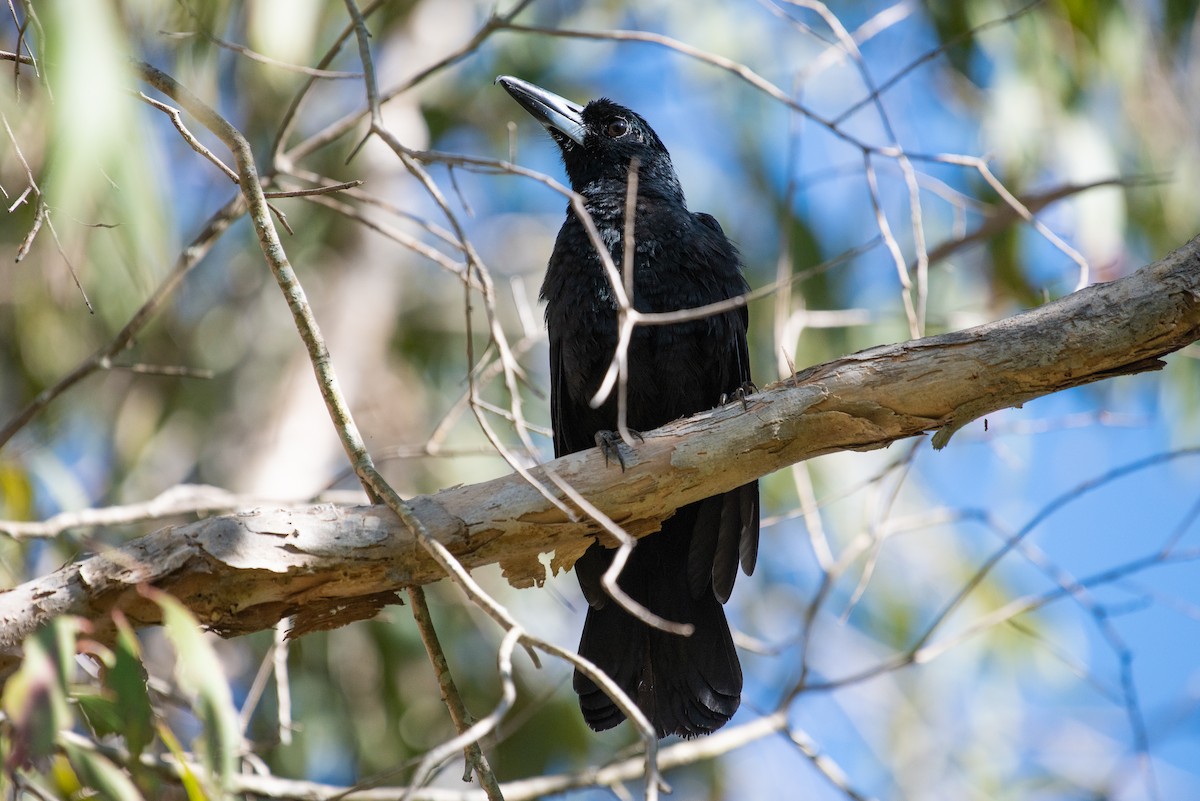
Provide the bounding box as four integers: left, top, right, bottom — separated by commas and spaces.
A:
496, 75, 585, 146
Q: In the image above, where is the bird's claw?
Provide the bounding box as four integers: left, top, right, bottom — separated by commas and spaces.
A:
594, 429, 643, 471
720, 382, 757, 411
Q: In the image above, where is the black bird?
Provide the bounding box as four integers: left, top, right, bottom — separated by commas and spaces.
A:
497, 76, 759, 739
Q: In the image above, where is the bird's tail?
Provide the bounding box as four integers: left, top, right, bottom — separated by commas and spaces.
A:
572, 510, 742, 738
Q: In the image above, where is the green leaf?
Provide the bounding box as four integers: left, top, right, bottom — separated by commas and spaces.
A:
42, 0, 171, 323
76, 693, 125, 739
46, 616, 81, 693
158, 722, 212, 801
0, 461, 33, 520
63, 743, 146, 801
152, 591, 240, 787
108, 616, 155, 760
1, 635, 72, 770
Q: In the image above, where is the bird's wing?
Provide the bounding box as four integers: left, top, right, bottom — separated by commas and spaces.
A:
689, 211, 760, 596
548, 335, 571, 460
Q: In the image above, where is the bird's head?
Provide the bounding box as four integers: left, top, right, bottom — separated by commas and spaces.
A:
497, 75, 682, 200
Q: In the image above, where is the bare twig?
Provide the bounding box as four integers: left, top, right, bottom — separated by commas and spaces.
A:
63, 713, 787, 800
281, 0, 538, 165
931, 152, 1091, 288
263, 179, 363, 199
830, 0, 1047, 125
158, 29, 363, 79
0, 48, 36, 66
407, 586, 503, 801
136, 92, 239, 182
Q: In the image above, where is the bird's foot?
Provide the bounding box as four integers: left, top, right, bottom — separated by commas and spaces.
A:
594, 429, 644, 471
721, 382, 758, 411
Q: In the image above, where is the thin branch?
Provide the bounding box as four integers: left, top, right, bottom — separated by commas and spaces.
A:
281, 0, 538, 165
111, 361, 214, 379
407, 586, 503, 801
831, 0, 1048, 126
864, 150, 919, 337
263, 180, 363, 199
136, 92, 239, 183
931, 152, 1091, 288
921, 176, 1153, 269
282, 164, 464, 251
65, 712, 788, 801
0, 483, 258, 539
158, 29, 364, 79
271, 0, 389, 163
14, 193, 44, 260
787, 0, 930, 335
0, 48, 36, 66
800, 448, 1200, 696
296, 191, 476, 285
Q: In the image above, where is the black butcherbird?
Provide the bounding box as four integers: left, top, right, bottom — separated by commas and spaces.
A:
497, 76, 759, 739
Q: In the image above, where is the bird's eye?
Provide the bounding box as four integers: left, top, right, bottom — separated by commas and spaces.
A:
605, 118, 629, 138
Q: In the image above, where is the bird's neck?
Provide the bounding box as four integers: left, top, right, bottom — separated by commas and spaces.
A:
574, 183, 685, 224
576, 165, 685, 208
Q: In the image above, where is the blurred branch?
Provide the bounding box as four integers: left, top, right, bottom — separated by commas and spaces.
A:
0, 484, 276, 540
64, 712, 791, 801
829, 0, 1047, 125
1, 112, 91, 307
296, 189, 478, 285
264, 179, 363, 199
922, 176, 1160, 267
931, 151, 1091, 287
280, 0, 537, 164
805, 532, 1200, 694
788, 1, 929, 337
3, 233, 1199, 676
270, 0, 389, 162
157, 29, 363, 79
283, 165, 464, 250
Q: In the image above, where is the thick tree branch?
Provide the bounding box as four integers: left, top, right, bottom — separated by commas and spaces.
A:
1, 234, 1198, 674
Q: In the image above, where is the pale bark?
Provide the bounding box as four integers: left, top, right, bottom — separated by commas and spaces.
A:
1, 235, 1197, 675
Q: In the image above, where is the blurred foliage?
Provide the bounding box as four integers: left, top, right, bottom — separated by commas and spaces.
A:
1, 613, 221, 800
1, 0, 1199, 799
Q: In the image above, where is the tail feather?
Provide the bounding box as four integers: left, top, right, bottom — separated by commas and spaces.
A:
572, 493, 749, 738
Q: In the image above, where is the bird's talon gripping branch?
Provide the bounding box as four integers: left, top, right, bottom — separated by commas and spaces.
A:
593, 429, 642, 471
735, 381, 757, 410
721, 382, 757, 411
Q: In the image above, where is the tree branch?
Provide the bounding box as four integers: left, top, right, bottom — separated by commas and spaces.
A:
1, 234, 1198, 675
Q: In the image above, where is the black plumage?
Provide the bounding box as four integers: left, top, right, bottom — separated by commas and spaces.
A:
497, 76, 759, 738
